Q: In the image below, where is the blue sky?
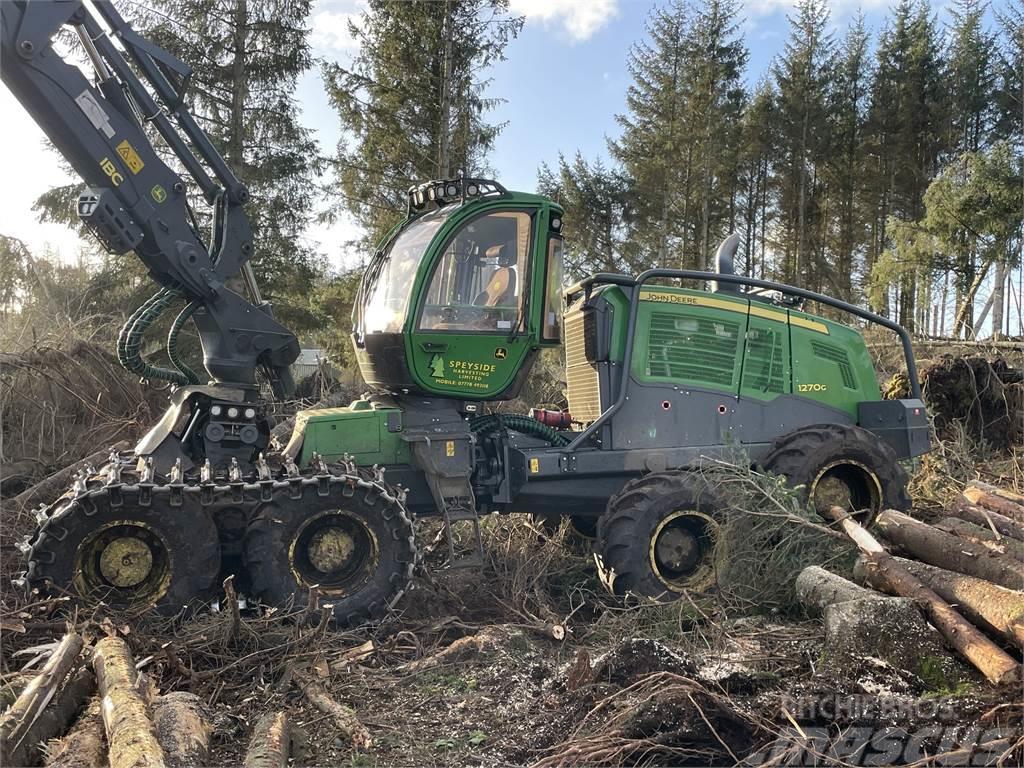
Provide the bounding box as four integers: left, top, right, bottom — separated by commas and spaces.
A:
0, 0, 1011, 269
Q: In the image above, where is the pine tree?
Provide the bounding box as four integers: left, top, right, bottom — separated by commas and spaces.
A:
537, 153, 633, 277
947, 0, 997, 154
736, 81, 778, 280
771, 0, 833, 289
822, 13, 871, 301
142, 0, 326, 334
609, 1, 691, 267
324, 0, 523, 247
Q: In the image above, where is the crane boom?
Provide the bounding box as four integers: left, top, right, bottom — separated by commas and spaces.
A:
0, 0, 298, 397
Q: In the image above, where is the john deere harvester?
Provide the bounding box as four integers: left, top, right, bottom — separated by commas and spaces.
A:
5, 0, 930, 623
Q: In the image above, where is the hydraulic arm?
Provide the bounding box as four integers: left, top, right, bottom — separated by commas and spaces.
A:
0, 0, 298, 397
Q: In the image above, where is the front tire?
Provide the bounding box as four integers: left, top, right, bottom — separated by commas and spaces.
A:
759, 424, 911, 522
244, 477, 416, 625
595, 472, 725, 601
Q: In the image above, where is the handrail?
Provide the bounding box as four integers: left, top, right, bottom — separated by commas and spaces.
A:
561, 268, 921, 452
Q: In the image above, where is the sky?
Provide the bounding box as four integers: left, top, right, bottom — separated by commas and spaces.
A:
0, 0, 1005, 272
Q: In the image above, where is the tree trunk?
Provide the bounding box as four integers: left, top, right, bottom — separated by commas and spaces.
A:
823, 506, 1020, 685
795, 565, 878, 615
855, 555, 1024, 649
876, 510, 1024, 590
44, 698, 106, 768
153, 692, 210, 768
935, 518, 1024, 562
244, 712, 299, 768
969, 481, 1024, 506
437, 0, 452, 178
2, 667, 93, 768
963, 487, 1024, 523
93, 637, 166, 768
0, 632, 84, 765
951, 499, 1024, 542
229, 0, 249, 170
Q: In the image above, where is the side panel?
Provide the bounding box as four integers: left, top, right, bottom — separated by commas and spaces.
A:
293, 407, 411, 466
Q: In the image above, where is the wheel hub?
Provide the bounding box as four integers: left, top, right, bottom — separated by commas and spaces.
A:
98, 536, 154, 587
307, 527, 357, 573
649, 510, 720, 592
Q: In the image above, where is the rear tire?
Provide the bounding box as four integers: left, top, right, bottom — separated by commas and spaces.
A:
244, 479, 415, 626
595, 472, 725, 601
760, 423, 911, 523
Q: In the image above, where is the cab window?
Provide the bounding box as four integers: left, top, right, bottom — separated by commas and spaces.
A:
419, 210, 533, 332
542, 236, 564, 341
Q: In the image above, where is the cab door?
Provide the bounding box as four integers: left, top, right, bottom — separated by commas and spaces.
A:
407, 207, 541, 399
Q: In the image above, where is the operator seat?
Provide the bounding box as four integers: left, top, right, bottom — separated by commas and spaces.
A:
475, 244, 517, 307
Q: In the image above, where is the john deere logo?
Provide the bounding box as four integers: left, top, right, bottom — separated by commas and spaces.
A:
494, 347, 507, 360
150, 184, 167, 203
428, 354, 445, 378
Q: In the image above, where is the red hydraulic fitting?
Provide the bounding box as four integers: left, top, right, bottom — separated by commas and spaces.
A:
530, 408, 572, 429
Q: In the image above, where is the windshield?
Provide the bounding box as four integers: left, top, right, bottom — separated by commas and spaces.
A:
362, 207, 454, 334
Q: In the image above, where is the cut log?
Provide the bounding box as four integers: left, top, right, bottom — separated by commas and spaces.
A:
855, 555, 1024, 649
153, 692, 209, 768
44, 698, 106, 768
935, 518, 1024, 562
93, 636, 166, 768
293, 671, 370, 749
876, 509, 1024, 590
795, 566, 879, 614
963, 487, 1024, 523
244, 711, 300, 768
824, 507, 1020, 686
0, 632, 84, 765
2, 667, 94, 767
968, 480, 1024, 506
951, 499, 1024, 542
10, 442, 129, 516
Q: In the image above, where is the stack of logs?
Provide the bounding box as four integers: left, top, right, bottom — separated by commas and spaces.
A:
0, 633, 328, 768
810, 480, 1024, 686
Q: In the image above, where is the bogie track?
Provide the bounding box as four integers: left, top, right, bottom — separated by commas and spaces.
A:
16, 451, 417, 623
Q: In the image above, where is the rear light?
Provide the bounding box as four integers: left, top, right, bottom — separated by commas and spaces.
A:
531, 408, 572, 429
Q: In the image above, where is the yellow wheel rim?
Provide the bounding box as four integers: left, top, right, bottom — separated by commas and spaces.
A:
648, 510, 721, 593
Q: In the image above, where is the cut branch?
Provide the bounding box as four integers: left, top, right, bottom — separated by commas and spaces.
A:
0, 632, 84, 765
293, 670, 371, 749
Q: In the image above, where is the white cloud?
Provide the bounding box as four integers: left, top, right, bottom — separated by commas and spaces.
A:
310, 0, 366, 55
744, 0, 888, 19
510, 0, 619, 42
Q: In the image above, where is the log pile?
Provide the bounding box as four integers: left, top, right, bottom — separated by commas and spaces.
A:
802, 479, 1024, 687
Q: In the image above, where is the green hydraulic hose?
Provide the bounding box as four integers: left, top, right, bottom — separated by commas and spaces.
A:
167, 300, 201, 384
469, 413, 571, 447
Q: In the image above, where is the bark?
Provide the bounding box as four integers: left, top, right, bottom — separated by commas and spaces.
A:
399, 627, 506, 673
795, 565, 879, 615
44, 699, 105, 768
1, 460, 42, 492
293, 671, 370, 750
152, 693, 209, 768
823, 506, 1020, 685
935, 518, 1024, 562
3, 667, 94, 768
0, 632, 85, 765
968, 481, 1024, 506
951, 499, 1024, 542
963, 487, 1024, 523
876, 510, 1024, 590
10, 443, 129, 515
243, 712, 298, 768
92, 636, 166, 768
855, 556, 1024, 649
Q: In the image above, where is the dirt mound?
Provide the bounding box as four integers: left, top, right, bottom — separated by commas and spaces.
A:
885, 355, 1023, 450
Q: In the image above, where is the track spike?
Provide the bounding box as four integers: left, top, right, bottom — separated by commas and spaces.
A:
72, 470, 88, 495
140, 457, 155, 483
396, 484, 408, 504
256, 453, 271, 481
285, 456, 300, 478
10, 577, 27, 591
16, 536, 32, 554
169, 458, 183, 484
201, 459, 213, 483
35, 507, 50, 524
313, 453, 329, 475
106, 459, 123, 485
373, 464, 385, 482
229, 457, 242, 483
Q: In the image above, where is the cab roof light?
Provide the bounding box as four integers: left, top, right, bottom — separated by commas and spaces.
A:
406, 176, 508, 215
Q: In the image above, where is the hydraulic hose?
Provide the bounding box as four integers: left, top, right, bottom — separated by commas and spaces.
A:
120, 288, 193, 385
167, 300, 201, 384
469, 413, 571, 447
